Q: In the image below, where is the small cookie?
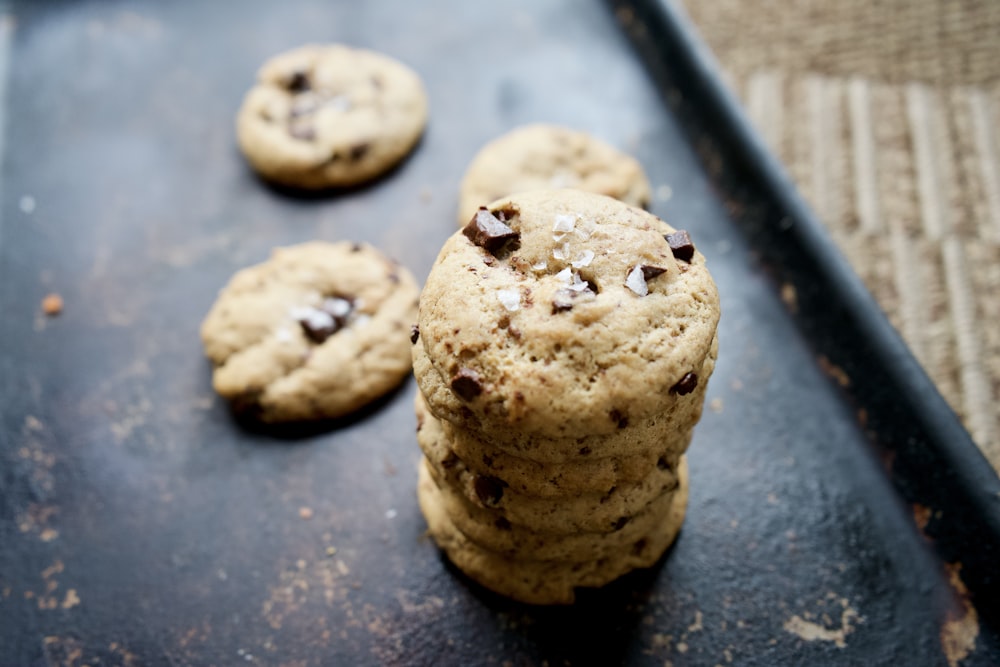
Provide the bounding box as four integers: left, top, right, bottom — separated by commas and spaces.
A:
415, 190, 720, 442
457, 125, 651, 225
237, 44, 428, 188
200, 241, 419, 421
416, 392, 686, 497
418, 456, 689, 605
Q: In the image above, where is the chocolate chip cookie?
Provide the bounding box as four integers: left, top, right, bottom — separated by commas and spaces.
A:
200, 241, 418, 421
237, 44, 428, 188
414, 190, 721, 443
457, 125, 651, 225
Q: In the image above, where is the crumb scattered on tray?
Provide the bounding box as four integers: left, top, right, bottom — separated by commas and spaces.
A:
41, 293, 63, 316
298, 506, 313, 520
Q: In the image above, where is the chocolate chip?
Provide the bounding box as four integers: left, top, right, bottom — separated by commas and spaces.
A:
450, 368, 483, 401
612, 516, 630, 531
665, 230, 695, 262
640, 265, 667, 281
295, 298, 354, 343
473, 475, 505, 506
410, 324, 420, 344
494, 517, 512, 531
287, 70, 311, 92
462, 207, 519, 255
349, 143, 369, 161
289, 123, 316, 141
657, 457, 670, 471
609, 409, 629, 429
671, 372, 698, 395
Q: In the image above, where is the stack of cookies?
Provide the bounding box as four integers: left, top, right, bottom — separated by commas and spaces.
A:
413, 190, 720, 604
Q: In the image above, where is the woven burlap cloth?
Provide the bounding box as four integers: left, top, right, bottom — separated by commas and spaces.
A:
679, 0, 1000, 470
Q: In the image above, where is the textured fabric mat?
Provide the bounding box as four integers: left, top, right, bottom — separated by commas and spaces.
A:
679, 0, 1000, 469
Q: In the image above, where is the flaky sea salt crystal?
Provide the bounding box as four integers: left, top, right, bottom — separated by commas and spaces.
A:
323, 297, 352, 317
625, 265, 648, 296
567, 272, 590, 292
531, 261, 548, 272
290, 306, 334, 330
571, 249, 595, 268
574, 217, 596, 240
497, 289, 521, 311
353, 314, 371, 327
552, 242, 570, 261
556, 267, 573, 285
553, 214, 576, 234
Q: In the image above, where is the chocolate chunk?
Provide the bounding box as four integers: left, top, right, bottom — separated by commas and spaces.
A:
665, 230, 695, 262
289, 123, 316, 141
640, 265, 667, 281
657, 457, 670, 471
410, 324, 420, 344
462, 207, 519, 255
473, 475, 505, 506
494, 517, 512, 531
450, 368, 483, 401
671, 372, 698, 395
350, 243, 362, 252
287, 70, 311, 92
349, 143, 369, 161
612, 516, 630, 531
609, 409, 629, 429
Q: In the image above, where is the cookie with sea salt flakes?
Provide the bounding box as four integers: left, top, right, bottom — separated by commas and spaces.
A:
200, 241, 418, 422
414, 189, 720, 443
236, 44, 428, 188
418, 456, 689, 605
456, 125, 651, 225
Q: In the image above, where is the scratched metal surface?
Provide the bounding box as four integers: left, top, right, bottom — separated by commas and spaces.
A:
1, 0, 998, 665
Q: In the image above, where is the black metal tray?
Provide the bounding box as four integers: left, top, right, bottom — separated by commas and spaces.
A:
2, 0, 999, 665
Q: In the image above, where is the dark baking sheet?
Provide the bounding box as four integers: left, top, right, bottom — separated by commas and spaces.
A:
2, 0, 999, 665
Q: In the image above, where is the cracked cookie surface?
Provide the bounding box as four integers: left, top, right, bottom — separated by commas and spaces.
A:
200, 241, 419, 422
457, 125, 650, 225
415, 189, 721, 442
237, 44, 428, 188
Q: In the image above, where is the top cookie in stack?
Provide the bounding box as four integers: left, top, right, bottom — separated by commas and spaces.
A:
415, 189, 719, 445
414, 190, 720, 604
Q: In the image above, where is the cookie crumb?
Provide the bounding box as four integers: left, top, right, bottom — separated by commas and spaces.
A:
298, 506, 314, 520
41, 293, 63, 316
325, 546, 337, 556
